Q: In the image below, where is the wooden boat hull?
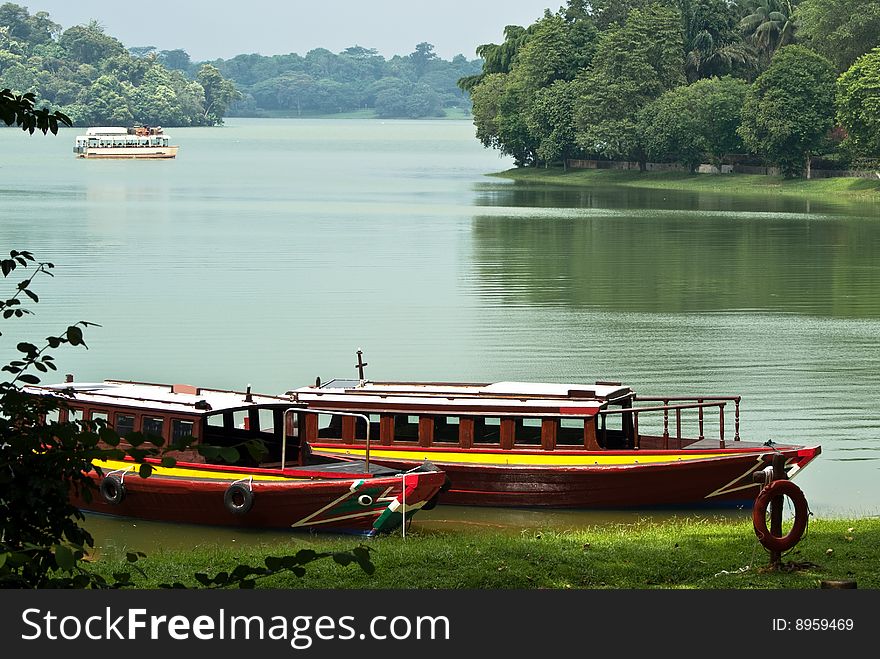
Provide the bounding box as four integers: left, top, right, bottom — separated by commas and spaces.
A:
77, 146, 178, 159
73, 460, 447, 535
307, 444, 821, 508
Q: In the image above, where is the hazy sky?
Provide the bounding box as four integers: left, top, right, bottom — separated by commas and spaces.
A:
24, 1, 556, 61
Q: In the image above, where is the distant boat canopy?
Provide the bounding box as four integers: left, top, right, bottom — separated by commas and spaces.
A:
73, 126, 178, 159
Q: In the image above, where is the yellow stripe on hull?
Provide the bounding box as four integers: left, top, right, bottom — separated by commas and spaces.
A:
310, 447, 727, 467
93, 459, 301, 482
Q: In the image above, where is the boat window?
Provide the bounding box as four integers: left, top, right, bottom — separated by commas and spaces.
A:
356, 414, 380, 441
233, 410, 248, 429
207, 413, 224, 428
142, 416, 164, 439
68, 407, 83, 426
393, 415, 420, 442
474, 417, 501, 445
259, 409, 275, 433
172, 419, 194, 441
317, 413, 342, 438
433, 416, 460, 443
45, 408, 60, 423
558, 418, 586, 445
514, 418, 543, 446
115, 413, 135, 438
88, 411, 109, 430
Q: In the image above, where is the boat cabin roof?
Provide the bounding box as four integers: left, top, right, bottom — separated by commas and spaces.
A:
287, 379, 634, 415
25, 380, 294, 416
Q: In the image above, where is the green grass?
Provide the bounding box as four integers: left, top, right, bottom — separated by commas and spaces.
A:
494, 167, 880, 201
89, 517, 878, 589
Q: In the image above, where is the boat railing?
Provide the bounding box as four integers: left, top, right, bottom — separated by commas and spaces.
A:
282, 407, 370, 471
601, 396, 741, 449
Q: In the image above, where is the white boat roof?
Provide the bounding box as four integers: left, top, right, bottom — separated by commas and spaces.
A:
288, 379, 633, 414
25, 380, 294, 416
85, 127, 129, 135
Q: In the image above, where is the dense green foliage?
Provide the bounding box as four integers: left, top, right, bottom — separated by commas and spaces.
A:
836, 47, 880, 158
640, 76, 748, 170
0, 3, 239, 126
797, 0, 880, 72
208, 42, 480, 119
467, 0, 880, 177
739, 45, 837, 176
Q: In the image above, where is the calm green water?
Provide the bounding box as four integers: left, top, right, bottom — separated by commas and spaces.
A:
2, 118, 878, 550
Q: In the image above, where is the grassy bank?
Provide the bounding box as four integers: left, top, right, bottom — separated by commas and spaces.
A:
494, 167, 880, 201
90, 517, 878, 589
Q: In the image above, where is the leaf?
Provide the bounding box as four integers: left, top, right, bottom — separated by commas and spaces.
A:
198, 445, 220, 460
24, 289, 38, 303
138, 463, 153, 479
54, 545, 75, 571
66, 325, 85, 347
17, 374, 40, 384
219, 446, 240, 463
160, 456, 177, 468
295, 549, 318, 564
332, 553, 353, 566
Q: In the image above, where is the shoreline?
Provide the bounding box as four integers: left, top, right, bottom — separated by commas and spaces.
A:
493, 167, 880, 202
90, 516, 880, 589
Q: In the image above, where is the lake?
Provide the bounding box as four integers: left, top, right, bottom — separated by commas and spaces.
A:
1, 118, 878, 551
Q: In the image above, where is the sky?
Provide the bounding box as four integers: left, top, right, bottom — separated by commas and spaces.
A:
23, 0, 557, 61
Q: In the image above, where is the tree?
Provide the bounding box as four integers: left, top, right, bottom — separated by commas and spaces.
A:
797, 0, 880, 72
512, 12, 596, 92
836, 46, 880, 157
58, 22, 126, 65
575, 2, 686, 163
197, 63, 241, 124
157, 48, 191, 72
739, 45, 837, 176
681, 0, 757, 81
409, 42, 437, 78
457, 25, 531, 92
0, 3, 60, 45
527, 79, 581, 166
83, 74, 133, 124
639, 76, 748, 170
738, 0, 797, 64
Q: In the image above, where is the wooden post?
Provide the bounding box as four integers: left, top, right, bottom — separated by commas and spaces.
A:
770, 453, 787, 567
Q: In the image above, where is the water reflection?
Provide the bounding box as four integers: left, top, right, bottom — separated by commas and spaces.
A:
469, 195, 880, 317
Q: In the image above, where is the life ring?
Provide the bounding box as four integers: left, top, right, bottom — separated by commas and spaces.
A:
100, 474, 126, 505
224, 483, 254, 515
752, 479, 809, 553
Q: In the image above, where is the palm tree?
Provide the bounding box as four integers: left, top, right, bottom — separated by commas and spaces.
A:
680, 0, 758, 82
738, 0, 798, 62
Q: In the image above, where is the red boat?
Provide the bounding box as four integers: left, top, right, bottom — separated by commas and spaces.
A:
285, 371, 821, 509
27, 379, 447, 535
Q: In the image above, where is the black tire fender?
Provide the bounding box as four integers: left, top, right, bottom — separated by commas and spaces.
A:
224, 482, 254, 515
100, 474, 126, 505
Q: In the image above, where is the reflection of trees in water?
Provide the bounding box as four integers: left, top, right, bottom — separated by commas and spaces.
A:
473, 184, 853, 214
470, 201, 880, 318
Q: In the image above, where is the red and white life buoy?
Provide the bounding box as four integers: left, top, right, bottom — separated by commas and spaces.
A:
752, 479, 809, 553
